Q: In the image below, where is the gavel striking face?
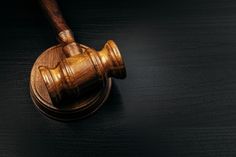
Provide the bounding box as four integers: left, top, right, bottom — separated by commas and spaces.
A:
30, 0, 126, 121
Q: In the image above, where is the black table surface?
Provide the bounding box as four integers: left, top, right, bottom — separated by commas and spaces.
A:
1, 0, 236, 156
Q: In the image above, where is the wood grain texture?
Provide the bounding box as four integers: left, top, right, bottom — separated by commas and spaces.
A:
30, 44, 113, 121
1, 0, 236, 156
40, 0, 69, 33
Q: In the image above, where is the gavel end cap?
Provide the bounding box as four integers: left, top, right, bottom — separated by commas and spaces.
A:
106, 40, 127, 79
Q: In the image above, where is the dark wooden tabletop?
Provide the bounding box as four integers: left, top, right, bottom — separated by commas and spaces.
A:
1, 0, 236, 156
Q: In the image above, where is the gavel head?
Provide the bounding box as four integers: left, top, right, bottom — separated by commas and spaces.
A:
39, 40, 126, 105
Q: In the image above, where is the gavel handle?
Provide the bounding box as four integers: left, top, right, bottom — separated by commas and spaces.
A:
40, 0, 75, 43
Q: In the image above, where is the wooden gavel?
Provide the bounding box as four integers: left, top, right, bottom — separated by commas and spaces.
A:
30, 0, 126, 121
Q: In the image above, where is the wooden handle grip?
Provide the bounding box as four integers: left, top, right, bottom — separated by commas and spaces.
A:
40, 0, 70, 33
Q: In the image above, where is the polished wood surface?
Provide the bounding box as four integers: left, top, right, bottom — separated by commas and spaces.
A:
40, 0, 69, 33
30, 44, 112, 120
2, 0, 236, 156
30, 0, 126, 120
38, 40, 125, 105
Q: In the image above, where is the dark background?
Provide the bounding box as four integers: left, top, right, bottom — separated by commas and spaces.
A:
1, 0, 236, 156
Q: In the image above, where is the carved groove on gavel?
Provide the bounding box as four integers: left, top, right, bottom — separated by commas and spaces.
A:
29, 0, 126, 121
